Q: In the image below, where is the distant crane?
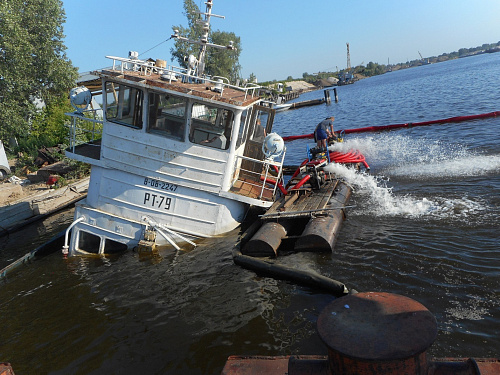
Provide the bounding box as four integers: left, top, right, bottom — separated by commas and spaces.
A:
418, 51, 430, 65
338, 43, 356, 85
346, 43, 351, 70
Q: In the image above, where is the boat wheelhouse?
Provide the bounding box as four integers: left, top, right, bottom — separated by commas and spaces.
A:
63, 2, 285, 255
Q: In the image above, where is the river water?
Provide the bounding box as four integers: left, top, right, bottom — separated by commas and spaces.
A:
1, 53, 499, 374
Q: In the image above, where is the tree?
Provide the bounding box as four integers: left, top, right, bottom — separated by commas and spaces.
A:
0, 0, 78, 143
206, 29, 241, 82
170, 0, 241, 83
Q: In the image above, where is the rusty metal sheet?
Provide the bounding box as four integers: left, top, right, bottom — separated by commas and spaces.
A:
431, 358, 500, 375
221, 355, 289, 375
221, 355, 331, 375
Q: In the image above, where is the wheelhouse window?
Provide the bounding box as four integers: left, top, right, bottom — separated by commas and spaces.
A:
189, 103, 234, 150
147, 92, 186, 141
105, 82, 143, 129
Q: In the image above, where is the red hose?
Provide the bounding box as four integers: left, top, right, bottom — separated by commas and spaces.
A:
290, 174, 311, 190
261, 176, 288, 195
330, 150, 370, 169
296, 150, 370, 169
290, 167, 301, 180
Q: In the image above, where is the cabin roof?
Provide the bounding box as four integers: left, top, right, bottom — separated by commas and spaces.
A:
97, 69, 261, 108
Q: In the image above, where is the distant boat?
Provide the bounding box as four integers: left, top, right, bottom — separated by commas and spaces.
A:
260, 100, 292, 112
337, 71, 356, 85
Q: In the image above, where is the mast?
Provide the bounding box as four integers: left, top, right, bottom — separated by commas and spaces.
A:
171, 0, 235, 77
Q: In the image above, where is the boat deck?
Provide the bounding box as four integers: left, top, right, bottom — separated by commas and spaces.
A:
100, 69, 261, 107
229, 176, 275, 202
67, 140, 101, 160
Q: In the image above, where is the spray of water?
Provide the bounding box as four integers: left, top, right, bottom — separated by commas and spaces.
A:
391, 154, 500, 179
324, 134, 494, 219
330, 133, 500, 177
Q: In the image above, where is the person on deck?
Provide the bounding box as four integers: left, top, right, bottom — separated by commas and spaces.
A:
314, 116, 336, 148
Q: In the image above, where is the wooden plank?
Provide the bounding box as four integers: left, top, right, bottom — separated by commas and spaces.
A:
264, 192, 298, 216
310, 179, 338, 210
0, 178, 89, 236
269, 180, 337, 217
262, 177, 340, 221
0, 202, 33, 228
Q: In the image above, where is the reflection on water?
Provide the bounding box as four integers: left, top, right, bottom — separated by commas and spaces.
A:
0, 208, 75, 269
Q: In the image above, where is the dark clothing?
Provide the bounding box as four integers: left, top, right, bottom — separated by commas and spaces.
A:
314, 118, 334, 141
314, 127, 328, 141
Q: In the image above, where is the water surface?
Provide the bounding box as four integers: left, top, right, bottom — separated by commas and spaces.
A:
1, 53, 499, 374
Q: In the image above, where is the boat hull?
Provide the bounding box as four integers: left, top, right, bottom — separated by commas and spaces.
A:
68, 167, 249, 255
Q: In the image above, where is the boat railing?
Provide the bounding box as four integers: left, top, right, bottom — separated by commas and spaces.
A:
65, 109, 103, 157
105, 55, 260, 100
230, 153, 286, 202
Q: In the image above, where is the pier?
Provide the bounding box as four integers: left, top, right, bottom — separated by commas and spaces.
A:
287, 88, 339, 110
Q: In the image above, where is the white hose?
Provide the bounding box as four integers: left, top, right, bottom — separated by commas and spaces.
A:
61, 216, 85, 255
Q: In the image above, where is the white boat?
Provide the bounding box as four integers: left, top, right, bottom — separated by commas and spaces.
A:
63, 0, 286, 255
273, 103, 292, 112
260, 99, 292, 112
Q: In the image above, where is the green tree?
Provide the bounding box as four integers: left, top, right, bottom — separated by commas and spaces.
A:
206, 29, 241, 82
170, 0, 241, 83
0, 0, 77, 144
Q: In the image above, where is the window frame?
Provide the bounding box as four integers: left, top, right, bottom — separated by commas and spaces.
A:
189, 103, 235, 150
105, 81, 144, 129
147, 91, 187, 141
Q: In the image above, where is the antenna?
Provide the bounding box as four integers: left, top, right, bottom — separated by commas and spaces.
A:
171, 0, 236, 77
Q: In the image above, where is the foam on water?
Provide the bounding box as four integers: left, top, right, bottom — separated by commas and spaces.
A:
321, 133, 497, 219
390, 154, 500, 179
330, 133, 500, 177
324, 156, 489, 220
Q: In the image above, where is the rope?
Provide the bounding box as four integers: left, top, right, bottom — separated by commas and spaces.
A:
139, 36, 173, 57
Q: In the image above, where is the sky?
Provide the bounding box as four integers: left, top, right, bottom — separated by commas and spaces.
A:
61, 0, 500, 82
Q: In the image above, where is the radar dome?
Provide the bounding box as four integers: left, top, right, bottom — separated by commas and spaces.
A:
262, 133, 285, 159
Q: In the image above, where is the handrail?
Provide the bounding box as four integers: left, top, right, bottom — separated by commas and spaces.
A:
65, 110, 103, 153
104, 55, 261, 99
143, 216, 197, 250
231, 151, 286, 201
